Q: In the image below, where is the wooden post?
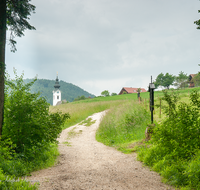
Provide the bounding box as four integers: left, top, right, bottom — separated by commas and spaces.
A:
159, 98, 161, 118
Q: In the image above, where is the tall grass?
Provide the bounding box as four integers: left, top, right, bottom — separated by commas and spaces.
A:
96, 101, 150, 153
50, 100, 132, 129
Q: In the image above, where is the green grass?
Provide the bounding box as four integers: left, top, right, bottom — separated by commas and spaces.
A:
63, 141, 72, 146
80, 118, 96, 126
50, 87, 200, 130
50, 100, 132, 129
67, 127, 82, 138
0, 142, 59, 190
96, 101, 150, 153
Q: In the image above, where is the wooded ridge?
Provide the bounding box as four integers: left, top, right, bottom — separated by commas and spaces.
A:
23, 79, 95, 104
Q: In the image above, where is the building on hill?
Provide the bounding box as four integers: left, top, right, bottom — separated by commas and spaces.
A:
118, 87, 147, 95
52, 74, 62, 106
188, 74, 197, 87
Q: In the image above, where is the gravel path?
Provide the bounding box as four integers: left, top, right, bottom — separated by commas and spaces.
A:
28, 111, 174, 190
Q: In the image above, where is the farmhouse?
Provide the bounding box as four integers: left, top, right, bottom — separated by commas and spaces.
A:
118, 87, 147, 95
188, 74, 196, 87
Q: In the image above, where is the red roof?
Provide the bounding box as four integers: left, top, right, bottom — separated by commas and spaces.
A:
119, 87, 147, 95
190, 74, 196, 78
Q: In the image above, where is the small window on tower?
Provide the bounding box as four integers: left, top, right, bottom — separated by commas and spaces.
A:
57, 91, 59, 93
57, 96, 59, 99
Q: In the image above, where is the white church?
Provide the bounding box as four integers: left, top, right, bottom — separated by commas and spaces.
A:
52, 75, 61, 106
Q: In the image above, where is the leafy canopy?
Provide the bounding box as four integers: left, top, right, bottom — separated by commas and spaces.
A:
101, 90, 110, 97
174, 71, 188, 88
6, 0, 36, 52
154, 73, 175, 89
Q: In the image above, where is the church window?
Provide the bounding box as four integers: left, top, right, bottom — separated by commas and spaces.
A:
57, 96, 59, 99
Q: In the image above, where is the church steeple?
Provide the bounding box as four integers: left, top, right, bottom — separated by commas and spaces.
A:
54, 75, 60, 89
52, 72, 61, 106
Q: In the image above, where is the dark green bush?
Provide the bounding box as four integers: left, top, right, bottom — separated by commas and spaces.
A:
137, 90, 200, 189
153, 90, 200, 160
0, 70, 70, 185
3, 71, 70, 155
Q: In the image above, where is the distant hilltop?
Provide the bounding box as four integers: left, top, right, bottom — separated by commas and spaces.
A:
23, 79, 95, 105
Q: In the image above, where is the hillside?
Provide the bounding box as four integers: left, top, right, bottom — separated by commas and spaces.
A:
24, 79, 95, 105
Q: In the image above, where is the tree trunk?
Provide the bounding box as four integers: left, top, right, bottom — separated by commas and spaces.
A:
0, 0, 6, 136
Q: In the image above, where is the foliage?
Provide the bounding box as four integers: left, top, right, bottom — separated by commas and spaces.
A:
174, 71, 188, 89
6, 0, 36, 52
137, 89, 200, 189
194, 10, 200, 29
3, 70, 70, 155
0, 138, 39, 189
111, 92, 117, 96
23, 78, 95, 104
101, 90, 110, 97
0, 169, 38, 190
96, 101, 150, 153
73, 95, 91, 102
154, 73, 175, 89
0, 71, 69, 189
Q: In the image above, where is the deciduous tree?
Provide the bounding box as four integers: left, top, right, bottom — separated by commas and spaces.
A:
174, 71, 188, 89
101, 90, 110, 97
154, 73, 175, 89
0, 0, 35, 136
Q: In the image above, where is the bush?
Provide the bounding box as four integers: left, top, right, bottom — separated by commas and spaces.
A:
137, 90, 200, 189
3, 71, 70, 156
153, 90, 200, 160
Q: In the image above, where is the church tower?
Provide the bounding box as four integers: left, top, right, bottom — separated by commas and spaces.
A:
53, 74, 61, 106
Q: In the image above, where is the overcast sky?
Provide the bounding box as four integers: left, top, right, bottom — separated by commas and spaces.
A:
5, 0, 200, 96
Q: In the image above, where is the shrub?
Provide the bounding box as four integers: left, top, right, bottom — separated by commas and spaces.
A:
3, 70, 70, 157
152, 90, 200, 160
137, 90, 200, 189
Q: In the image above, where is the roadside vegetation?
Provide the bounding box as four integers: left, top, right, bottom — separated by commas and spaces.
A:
94, 87, 200, 190
96, 101, 150, 153
136, 90, 200, 190
0, 72, 70, 189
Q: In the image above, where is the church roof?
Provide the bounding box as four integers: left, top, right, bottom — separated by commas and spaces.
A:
54, 76, 60, 89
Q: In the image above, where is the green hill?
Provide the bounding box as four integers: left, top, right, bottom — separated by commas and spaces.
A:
23, 79, 95, 105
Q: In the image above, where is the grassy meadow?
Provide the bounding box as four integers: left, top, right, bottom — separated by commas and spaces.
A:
50, 86, 200, 130
50, 86, 200, 190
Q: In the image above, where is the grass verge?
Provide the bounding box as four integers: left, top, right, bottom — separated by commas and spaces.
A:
0, 142, 59, 189
96, 101, 150, 153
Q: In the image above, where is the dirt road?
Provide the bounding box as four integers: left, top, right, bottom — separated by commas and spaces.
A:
28, 111, 174, 190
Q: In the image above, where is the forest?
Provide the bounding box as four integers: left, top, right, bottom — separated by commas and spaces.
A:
23, 79, 95, 105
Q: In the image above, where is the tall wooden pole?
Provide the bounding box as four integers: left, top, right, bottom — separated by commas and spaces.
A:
0, 0, 6, 136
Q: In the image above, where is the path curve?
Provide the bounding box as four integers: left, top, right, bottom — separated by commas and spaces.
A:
28, 111, 174, 190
